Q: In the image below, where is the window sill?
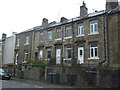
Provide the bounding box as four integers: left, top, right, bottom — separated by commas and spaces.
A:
24, 43, 29, 46
88, 57, 99, 60
76, 35, 85, 37
88, 32, 99, 35
55, 38, 62, 41
64, 36, 72, 40
40, 41, 44, 42
63, 58, 72, 60
16, 45, 19, 47
22, 61, 27, 64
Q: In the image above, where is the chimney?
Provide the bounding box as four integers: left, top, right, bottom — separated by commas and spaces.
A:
12, 32, 17, 36
2, 33, 7, 39
42, 18, 48, 27
106, 0, 119, 11
60, 17, 68, 22
80, 1, 88, 17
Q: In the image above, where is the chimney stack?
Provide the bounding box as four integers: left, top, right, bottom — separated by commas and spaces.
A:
2, 33, 7, 39
42, 18, 48, 27
106, 0, 119, 11
60, 17, 68, 22
80, 1, 88, 17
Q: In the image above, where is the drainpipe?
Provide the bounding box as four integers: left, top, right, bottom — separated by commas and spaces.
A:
104, 12, 109, 67
71, 18, 75, 67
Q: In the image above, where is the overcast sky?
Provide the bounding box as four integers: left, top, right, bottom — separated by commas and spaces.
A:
0, 0, 119, 38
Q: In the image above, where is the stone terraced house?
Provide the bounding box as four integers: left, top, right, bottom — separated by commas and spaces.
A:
12, 0, 120, 87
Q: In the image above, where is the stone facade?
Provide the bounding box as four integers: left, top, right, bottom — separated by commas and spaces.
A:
14, 29, 35, 65
11, 1, 120, 87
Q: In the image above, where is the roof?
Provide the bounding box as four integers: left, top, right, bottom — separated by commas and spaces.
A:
34, 10, 106, 31
17, 5, 120, 33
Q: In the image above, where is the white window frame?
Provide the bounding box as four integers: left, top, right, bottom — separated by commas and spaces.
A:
16, 38, 20, 46
77, 23, 84, 37
40, 32, 44, 42
64, 26, 72, 39
88, 43, 99, 59
24, 36, 29, 45
89, 20, 98, 35
47, 30, 52, 41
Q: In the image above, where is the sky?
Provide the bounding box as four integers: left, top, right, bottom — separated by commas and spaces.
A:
0, 0, 119, 38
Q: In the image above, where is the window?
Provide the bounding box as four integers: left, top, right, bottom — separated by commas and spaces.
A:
56, 27, 62, 40
0, 42, 2, 50
77, 23, 84, 36
65, 26, 72, 38
40, 32, 44, 42
89, 42, 99, 59
65, 45, 72, 60
47, 30, 52, 41
46, 48, 52, 58
25, 36, 29, 45
16, 38, 19, 46
39, 49, 43, 59
24, 51, 28, 62
90, 20, 98, 34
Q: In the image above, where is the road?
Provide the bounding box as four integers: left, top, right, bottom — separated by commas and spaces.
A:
1, 78, 72, 88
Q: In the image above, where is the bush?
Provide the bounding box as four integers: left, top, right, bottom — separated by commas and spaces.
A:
31, 60, 47, 69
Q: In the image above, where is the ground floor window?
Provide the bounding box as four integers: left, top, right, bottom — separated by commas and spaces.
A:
90, 42, 98, 59
46, 48, 52, 59
65, 45, 72, 60
24, 51, 28, 62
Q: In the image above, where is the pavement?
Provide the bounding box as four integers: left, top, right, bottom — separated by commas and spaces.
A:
11, 77, 73, 88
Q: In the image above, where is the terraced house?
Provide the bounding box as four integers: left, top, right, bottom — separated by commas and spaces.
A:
13, 0, 120, 87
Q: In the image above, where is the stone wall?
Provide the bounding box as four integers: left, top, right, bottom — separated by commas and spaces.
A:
23, 67, 45, 81
46, 66, 119, 88
97, 68, 120, 88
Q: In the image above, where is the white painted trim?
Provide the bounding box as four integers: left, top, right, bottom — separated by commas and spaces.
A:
76, 34, 85, 37
88, 32, 99, 35
64, 36, 72, 40
55, 38, 62, 41
88, 57, 99, 60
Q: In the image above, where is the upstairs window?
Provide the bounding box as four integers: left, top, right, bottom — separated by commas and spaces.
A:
47, 30, 52, 41
90, 42, 99, 59
90, 20, 98, 34
16, 38, 19, 46
40, 32, 44, 42
25, 36, 29, 45
65, 26, 72, 38
77, 23, 84, 36
56, 27, 62, 40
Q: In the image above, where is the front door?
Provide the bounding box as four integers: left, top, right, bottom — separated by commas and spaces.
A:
78, 47, 84, 64
15, 53, 19, 65
56, 49, 61, 64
